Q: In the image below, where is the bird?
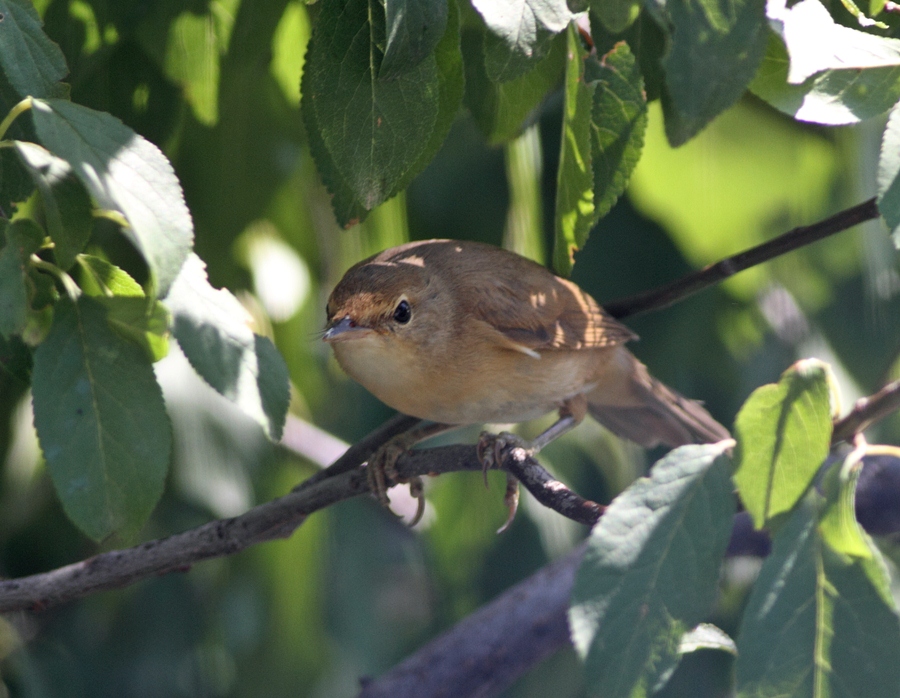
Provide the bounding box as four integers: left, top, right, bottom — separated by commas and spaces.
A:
323, 239, 729, 523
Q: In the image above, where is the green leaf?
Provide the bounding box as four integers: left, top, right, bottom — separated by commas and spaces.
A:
31, 296, 172, 541
877, 100, 900, 248
472, 0, 571, 83
751, 0, 900, 126
553, 24, 596, 276
661, 0, 768, 146
29, 98, 193, 297
164, 254, 289, 440
380, 0, 448, 79
77, 254, 143, 297
0, 331, 32, 383
14, 141, 92, 270
818, 451, 872, 560
78, 255, 170, 362
0, 0, 68, 100
464, 27, 566, 145
592, 0, 642, 33
569, 443, 736, 697
736, 497, 900, 697
302, 0, 441, 224
162, 3, 236, 127
391, 0, 464, 194
0, 218, 43, 338
586, 42, 647, 223
679, 623, 738, 656
733, 359, 835, 530
301, 0, 463, 226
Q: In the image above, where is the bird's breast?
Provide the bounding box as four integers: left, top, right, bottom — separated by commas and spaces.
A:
331, 334, 620, 426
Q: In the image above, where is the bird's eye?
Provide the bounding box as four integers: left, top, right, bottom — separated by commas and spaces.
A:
393, 299, 411, 324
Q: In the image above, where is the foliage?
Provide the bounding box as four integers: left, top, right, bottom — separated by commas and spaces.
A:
0, 0, 899, 696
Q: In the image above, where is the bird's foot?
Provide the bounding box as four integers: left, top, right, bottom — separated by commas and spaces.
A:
476, 431, 532, 483
366, 436, 426, 527
476, 431, 529, 532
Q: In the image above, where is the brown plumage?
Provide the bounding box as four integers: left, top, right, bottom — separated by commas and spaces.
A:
324, 239, 729, 448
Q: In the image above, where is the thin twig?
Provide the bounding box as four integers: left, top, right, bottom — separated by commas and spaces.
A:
832, 379, 900, 445
605, 198, 880, 319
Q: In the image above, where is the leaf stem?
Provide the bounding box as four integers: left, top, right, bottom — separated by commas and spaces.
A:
92, 209, 130, 228
31, 254, 81, 301
0, 97, 34, 142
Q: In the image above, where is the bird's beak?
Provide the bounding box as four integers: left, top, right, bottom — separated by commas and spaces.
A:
323, 315, 370, 342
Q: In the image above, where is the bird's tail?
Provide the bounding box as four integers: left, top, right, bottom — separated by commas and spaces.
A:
586, 351, 730, 448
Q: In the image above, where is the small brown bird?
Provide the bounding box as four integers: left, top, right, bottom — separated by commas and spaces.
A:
324, 239, 728, 517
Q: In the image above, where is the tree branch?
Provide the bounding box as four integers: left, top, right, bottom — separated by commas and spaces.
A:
0, 439, 594, 613
832, 379, 900, 445
605, 198, 880, 319
358, 544, 586, 698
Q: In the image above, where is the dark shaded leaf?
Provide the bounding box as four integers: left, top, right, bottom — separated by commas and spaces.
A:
301, 0, 442, 224
0, 0, 68, 100
736, 497, 900, 697
661, 0, 767, 145
0, 218, 43, 338
14, 141, 92, 270
31, 296, 172, 540
380, 0, 448, 79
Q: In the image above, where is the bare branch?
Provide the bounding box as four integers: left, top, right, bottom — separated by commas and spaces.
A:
358, 544, 585, 698
605, 198, 880, 319
832, 379, 900, 445
0, 440, 596, 613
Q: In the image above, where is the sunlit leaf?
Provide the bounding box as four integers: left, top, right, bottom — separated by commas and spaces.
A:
78, 254, 170, 362
679, 623, 738, 656
471, 0, 571, 82
751, 0, 900, 125
877, 100, 900, 248
30, 98, 193, 297
585, 42, 646, 224
164, 253, 289, 440
733, 359, 835, 529
570, 443, 735, 697
553, 24, 595, 276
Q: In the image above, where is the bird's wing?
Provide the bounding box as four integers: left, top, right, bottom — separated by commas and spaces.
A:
466, 275, 637, 354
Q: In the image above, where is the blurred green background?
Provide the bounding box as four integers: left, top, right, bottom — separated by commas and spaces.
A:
1, 1, 899, 696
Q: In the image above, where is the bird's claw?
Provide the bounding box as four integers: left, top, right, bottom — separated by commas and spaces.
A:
477, 431, 529, 533
366, 439, 426, 527
497, 474, 519, 534
476, 431, 531, 487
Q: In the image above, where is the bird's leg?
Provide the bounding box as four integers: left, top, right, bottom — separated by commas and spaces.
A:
367, 421, 455, 526
476, 395, 588, 530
